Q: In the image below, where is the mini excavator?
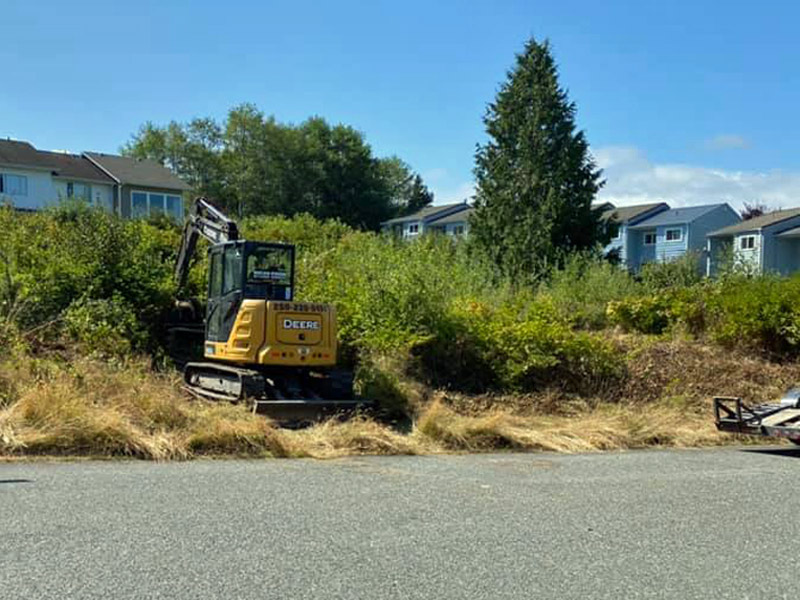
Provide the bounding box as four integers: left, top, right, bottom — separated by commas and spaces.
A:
174, 197, 364, 421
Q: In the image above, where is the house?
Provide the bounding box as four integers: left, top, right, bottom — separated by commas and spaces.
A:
626, 203, 740, 272
706, 208, 800, 276
0, 138, 190, 220
428, 207, 474, 237
381, 202, 471, 238
84, 152, 191, 220
600, 202, 670, 268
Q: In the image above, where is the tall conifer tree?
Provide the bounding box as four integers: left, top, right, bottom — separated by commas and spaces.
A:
471, 38, 604, 281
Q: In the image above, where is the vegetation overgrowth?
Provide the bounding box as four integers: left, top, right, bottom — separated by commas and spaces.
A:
1, 204, 797, 458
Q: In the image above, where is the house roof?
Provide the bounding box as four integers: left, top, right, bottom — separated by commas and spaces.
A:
84, 152, 192, 191
430, 207, 475, 226
601, 202, 668, 224
38, 150, 116, 184
708, 208, 800, 237
381, 202, 469, 225
776, 226, 800, 239
0, 139, 53, 169
630, 204, 728, 229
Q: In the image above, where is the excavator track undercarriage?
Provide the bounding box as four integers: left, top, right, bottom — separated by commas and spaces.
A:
183, 361, 366, 422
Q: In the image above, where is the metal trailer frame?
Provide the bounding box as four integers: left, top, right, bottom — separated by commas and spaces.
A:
714, 396, 800, 442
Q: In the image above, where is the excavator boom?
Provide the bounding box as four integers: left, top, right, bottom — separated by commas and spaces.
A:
175, 198, 240, 290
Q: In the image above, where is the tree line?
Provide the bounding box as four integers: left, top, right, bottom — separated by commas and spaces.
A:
122, 104, 432, 230
125, 37, 610, 283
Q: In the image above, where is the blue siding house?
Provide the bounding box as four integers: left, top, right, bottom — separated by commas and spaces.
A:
707, 208, 800, 275
627, 203, 740, 272
600, 202, 670, 269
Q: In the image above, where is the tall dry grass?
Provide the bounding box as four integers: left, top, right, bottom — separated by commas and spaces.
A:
0, 337, 779, 461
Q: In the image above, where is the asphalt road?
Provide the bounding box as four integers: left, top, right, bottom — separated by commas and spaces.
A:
2, 448, 800, 599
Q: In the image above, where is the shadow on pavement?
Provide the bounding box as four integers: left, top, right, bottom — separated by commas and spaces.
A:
741, 447, 800, 459
0, 479, 33, 484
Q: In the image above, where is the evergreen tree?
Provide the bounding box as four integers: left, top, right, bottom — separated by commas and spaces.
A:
471, 38, 604, 281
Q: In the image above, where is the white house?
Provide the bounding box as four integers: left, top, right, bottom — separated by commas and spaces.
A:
0, 139, 190, 219
381, 202, 472, 238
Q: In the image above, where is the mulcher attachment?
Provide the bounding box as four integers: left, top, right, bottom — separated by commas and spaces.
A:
183, 362, 368, 423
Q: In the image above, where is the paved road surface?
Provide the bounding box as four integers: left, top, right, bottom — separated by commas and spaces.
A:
2, 448, 799, 599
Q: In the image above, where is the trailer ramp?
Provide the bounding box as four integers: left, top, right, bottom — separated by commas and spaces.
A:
715, 393, 800, 442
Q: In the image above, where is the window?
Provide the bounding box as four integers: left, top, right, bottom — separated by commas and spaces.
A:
209, 252, 223, 298
166, 195, 183, 220
67, 182, 91, 199
643, 232, 656, 245
130, 190, 183, 221
246, 245, 294, 301
0, 174, 28, 196
408, 223, 419, 234
740, 235, 756, 250
131, 191, 148, 218
608, 223, 621, 240
222, 246, 243, 295
665, 228, 683, 242
453, 225, 465, 236
149, 194, 165, 216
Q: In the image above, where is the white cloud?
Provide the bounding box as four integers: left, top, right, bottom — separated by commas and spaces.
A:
704, 134, 749, 150
594, 146, 800, 211
431, 181, 475, 205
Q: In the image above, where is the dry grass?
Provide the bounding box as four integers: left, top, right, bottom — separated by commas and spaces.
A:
414, 399, 726, 453
0, 336, 790, 460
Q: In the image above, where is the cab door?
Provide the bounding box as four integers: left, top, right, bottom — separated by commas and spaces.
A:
217, 245, 244, 343
206, 248, 224, 341
206, 245, 244, 343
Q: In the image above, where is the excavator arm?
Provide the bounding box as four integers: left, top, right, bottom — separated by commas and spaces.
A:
175, 197, 240, 290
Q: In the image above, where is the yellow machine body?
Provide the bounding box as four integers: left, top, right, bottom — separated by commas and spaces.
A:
204, 300, 338, 368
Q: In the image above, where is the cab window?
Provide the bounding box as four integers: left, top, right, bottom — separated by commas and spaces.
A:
209, 251, 223, 298
223, 246, 243, 295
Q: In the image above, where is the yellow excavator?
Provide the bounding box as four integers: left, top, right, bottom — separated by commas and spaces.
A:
174, 197, 364, 420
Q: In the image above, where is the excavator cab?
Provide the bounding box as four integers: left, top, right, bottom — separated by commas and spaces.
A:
206, 241, 294, 344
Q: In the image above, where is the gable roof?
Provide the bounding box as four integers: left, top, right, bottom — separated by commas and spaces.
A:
601, 202, 669, 224
708, 208, 800, 237
630, 204, 729, 229
381, 202, 469, 226
38, 150, 116, 184
776, 225, 800, 239
430, 207, 475, 226
84, 152, 192, 191
0, 139, 53, 170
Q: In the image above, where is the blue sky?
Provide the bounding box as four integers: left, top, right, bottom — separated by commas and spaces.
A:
2, 0, 799, 209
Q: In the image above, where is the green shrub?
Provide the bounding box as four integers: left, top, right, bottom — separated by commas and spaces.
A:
453, 297, 624, 393
0, 204, 180, 351
63, 296, 148, 357
639, 253, 703, 292
703, 275, 800, 356
607, 295, 672, 334
539, 253, 640, 329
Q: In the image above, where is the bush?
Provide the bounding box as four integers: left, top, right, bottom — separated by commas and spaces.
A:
639, 253, 703, 292
703, 275, 800, 357
63, 296, 148, 357
539, 253, 640, 329
452, 297, 624, 393
0, 204, 181, 351
607, 296, 672, 335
